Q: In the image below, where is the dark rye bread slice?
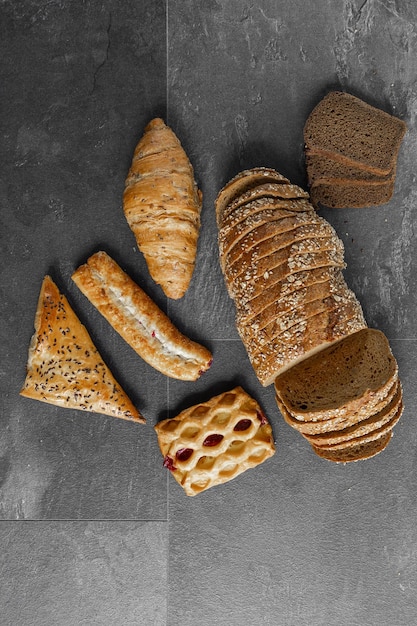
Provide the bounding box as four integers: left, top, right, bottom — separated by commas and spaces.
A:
309, 179, 395, 209
276, 372, 399, 435
303, 91, 407, 176
310, 430, 392, 463
221, 182, 310, 222
235, 266, 343, 326
305, 148, 395, 184
303, 384, 403, 449
274, 328, 398, 421
248, 304, 367, 386
215, 167, 290, 224
225, 233, 345, 293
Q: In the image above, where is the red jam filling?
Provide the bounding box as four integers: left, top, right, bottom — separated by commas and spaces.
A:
176, 448, 193, 462
233, 418, 252, 431
163, 455, 176, 471
256, 410, 267, 425
203, 433, 224, 447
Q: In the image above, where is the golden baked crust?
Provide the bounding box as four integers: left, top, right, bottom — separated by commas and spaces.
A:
154, 386, 275, 496
72, 251, 212, 381
20, 276, 144, 423
123, 118, 202, 299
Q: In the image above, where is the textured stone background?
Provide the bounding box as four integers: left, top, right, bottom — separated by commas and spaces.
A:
1, 1, 417, 624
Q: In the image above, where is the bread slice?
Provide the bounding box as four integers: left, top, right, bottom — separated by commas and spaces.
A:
215, 167, 289, 224
305, 148, 394, 184
20, 276, 145, 423
309, 179, 395, 209
219, 205, 317, 263
220, 196, 313, 234
226, 234, 345, 298
303, 91, 407, 176
274, 328, 398, 421
241, 287, 362, 351
221, 182, 309, 221
226, 217, 340, 277
248, 305, 367, 386
154, 386, 275, 496
223, 216, 338, 270
277, 373, 399, 435
310, 430, 392, 463
303, 384, 403, 449
72, 251, 212, 381
235, 266, 342, 325
227, 247, 346, 304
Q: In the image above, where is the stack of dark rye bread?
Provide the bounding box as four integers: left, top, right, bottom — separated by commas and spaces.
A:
216, 91, 406, 462
304, 91, 406, 209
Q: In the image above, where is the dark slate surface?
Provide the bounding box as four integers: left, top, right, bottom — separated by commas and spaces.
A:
1, 1, 417, 624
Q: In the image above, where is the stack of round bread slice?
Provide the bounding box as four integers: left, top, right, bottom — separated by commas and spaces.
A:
304, 91, 407, 209
274, 328, 403, 463
216, 167, 367, 387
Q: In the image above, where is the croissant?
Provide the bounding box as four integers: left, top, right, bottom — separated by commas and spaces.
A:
123, 118, 202, 299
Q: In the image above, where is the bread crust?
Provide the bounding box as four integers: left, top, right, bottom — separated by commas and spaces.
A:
20, 276, 144, 423
278, 375, 399, 436
310, 430, 392, 463
72, 251, 212, 381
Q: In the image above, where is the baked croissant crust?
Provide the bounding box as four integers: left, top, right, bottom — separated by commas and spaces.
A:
123, 118, 202, 299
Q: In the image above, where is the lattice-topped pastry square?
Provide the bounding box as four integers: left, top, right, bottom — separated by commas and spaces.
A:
154, 386, 275, 496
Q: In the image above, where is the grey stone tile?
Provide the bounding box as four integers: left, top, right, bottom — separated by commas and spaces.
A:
0, 520, 168, 626
166, 340, 417, 626
0, 0, 168, 519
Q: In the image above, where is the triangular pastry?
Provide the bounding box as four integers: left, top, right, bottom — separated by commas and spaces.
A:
20, 276, 145, 423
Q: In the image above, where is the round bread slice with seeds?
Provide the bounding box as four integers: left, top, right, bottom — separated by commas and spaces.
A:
227, 247, 347, 303
240, 287, 362, 351
235, 266, 343, 326
219, 205, 317, 262
221, 194, 312, 232
238, 270, 350, 335
226, 232, 345, 292
226, 220, 341, 282
220, 182, 309, 222
215, 167, 290, 224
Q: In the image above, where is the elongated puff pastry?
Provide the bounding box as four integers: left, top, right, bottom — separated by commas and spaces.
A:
71, 251, 212, 381
154, 386, 275, 496
123, 118, 202, 299
20, 276, 145, 423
